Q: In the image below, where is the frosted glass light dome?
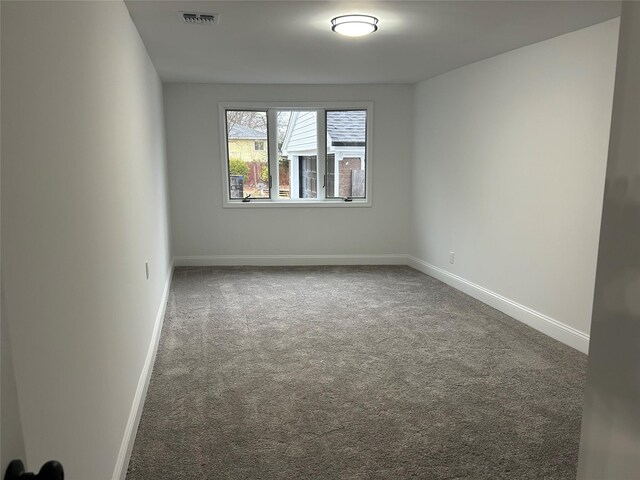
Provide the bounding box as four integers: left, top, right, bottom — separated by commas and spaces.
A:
331, 15, 378, 37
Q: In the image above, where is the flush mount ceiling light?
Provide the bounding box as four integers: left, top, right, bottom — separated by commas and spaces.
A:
331, 14, 378, 37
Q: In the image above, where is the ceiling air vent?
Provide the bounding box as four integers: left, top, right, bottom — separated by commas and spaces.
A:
181, 12, 218, 25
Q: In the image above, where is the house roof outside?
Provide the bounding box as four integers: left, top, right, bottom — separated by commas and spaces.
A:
281, 110, 367, 155
327, 111, 366, 146
228, 124, 267, 140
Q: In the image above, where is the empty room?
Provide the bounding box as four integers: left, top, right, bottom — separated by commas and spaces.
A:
2, 1, 639, 479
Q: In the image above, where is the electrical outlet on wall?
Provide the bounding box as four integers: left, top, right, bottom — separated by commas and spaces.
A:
449, 251, 455, 264
145, 261, 150, 280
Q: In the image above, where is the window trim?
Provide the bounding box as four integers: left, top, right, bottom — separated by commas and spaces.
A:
219, 101, 373, 208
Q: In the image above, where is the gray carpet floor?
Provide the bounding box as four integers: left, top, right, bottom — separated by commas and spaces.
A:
127, 266, 587, 480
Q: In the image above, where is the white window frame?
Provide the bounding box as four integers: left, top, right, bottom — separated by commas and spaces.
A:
219, 101, 373, 208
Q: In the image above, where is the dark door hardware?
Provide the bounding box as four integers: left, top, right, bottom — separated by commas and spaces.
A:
4, 460, 63, 480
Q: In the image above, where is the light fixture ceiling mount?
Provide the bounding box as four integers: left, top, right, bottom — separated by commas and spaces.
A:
331, 14, 378, 37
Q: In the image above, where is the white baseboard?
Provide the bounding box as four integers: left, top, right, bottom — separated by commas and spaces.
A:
113, 261, 174, 480
173, 254, 407, 267
407, 256, 589, 354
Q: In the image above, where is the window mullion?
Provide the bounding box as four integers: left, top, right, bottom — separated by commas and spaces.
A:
267, 109, 278, 200
317, 109, 326, 200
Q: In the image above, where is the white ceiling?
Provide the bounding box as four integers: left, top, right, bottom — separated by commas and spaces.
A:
125, 0, 620, 84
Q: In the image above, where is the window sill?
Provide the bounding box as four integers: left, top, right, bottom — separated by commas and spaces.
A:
222, 199, 372, 208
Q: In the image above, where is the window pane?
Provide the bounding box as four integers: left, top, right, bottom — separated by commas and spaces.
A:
276, 111, 292, 199
326, 110, 367, 198
226, 110, 270, 199
299, 156, 317, 198
279, 111, 317, 199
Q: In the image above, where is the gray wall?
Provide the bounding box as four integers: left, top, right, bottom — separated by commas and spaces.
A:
1, 308, 26, 472
578, 3, 640, 478
1, 1, 172, 478
409, 19, 619, 348
0, 1, 27, 472
163, 84, 413, 260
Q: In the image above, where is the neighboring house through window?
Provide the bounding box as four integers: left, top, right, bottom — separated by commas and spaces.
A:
226, 117, 269, 199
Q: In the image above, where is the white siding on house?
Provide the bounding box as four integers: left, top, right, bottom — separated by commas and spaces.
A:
283, 111, 317, 155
